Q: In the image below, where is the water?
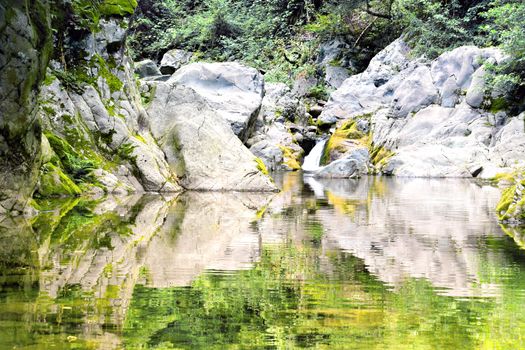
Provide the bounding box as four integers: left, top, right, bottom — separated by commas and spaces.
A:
301, 139, 327, 172
2, 174, 525, 349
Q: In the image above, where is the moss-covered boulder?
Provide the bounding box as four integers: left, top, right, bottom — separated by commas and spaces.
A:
321, 119, 369, 166
495, 173, 525, 223
37, 164, 82, 197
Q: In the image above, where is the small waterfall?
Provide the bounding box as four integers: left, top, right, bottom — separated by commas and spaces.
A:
302, 139, 327, 173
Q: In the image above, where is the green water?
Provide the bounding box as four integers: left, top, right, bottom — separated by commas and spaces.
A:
2, 174, 525, 349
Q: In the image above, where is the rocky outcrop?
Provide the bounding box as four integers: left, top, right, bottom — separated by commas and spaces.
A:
37, 15, 181, 196
0, 0, 52, 213
318, 39, 521, 179
145, 78, 277, 192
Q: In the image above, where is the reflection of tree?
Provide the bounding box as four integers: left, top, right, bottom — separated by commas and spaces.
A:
0, 195, 176, 349
123, 242, 496, 349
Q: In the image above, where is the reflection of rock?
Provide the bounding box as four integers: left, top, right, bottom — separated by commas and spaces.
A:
0, 217, 39, 270
37, 195, 176, 331
142, 192, 273, 287
310, 177, 505, 297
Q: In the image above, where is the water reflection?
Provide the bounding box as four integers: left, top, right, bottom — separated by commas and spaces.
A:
1, 174, 525, 349
303, 176, 505, 297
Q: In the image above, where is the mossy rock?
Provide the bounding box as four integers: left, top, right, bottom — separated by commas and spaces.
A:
321, 120, 369, 165
496, 174, 525, 222
489, 97, 509, 114
45, 132, 99, 180
278, 145, 301, 171
370, 144, 394, 167
37, 164, 82, 197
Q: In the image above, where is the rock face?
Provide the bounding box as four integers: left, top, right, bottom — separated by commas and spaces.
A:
169, 62, 264, 143
0, 0, 52, 213
145, 79, 277, 192
247, 83, 306, 171
318, 39, 520, 178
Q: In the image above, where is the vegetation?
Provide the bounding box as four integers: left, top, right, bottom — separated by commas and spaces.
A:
127, 0, 524, 109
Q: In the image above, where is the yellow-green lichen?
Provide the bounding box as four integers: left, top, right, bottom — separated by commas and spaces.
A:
278, 145, 301, 171
491, 172, 516, 185
370, 144, 394, 167
254, 157, 269, 176
491, 170, 525, 221
321, 120, 369, 165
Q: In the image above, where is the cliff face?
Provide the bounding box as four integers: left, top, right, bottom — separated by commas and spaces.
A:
36, 1, 181, 196
0, 0, 52, 213
0, 0, 176, 210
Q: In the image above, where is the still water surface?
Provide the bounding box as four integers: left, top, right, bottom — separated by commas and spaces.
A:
1, 173, 525, 349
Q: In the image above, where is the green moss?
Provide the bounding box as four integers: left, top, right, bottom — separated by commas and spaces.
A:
37, 164, 82, 197
489, 97, 509, 113
307, 84, 329, 100
116, 142, 137, 163
44, 132, 99, 181
42, 105, 56, 116
52, 67, 95, 94
43, 72, 57, 86
71, 0, 137, 31
254, 157, 269, 175
93, 54, 124, 93
141, 84, 157, 107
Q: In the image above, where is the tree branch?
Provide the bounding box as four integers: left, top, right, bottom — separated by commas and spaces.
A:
365, 0, 392, 20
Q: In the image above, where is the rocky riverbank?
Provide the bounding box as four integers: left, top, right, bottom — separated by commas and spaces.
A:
1, 1, 525, 224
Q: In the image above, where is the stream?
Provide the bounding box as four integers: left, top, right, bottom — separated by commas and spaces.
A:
1, 173, 525, 349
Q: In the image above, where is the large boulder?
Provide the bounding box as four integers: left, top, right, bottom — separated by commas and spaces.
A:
325, 65, 351, 89
170, 62, 265, 142
314, 148, 369, 179
373, 104, 498, 177
159, 49, 193, 75
319, 39, 411, 123
465, 66, 487, 108
146, 81, 277, 192
391, 66, 439, 118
